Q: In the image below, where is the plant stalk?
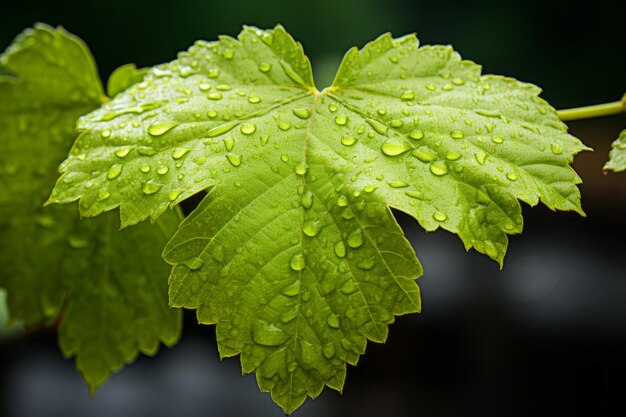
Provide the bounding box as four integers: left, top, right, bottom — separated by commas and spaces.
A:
557, 100, 624, 121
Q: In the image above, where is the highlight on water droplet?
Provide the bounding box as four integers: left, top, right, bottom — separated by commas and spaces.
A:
551, 143, 563, 155
101, 128, 111, 138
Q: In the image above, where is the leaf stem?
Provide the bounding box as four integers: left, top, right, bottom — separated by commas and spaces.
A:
557, 100, 624, 121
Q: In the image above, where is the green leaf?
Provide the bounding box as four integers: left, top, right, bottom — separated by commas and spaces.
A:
48, 25, 587, 412
107, 63, 149, 97
604, 129, 626, 173
0, 24, 182, 390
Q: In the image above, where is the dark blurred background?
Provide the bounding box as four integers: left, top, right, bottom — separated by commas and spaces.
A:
1, 0, 625, 416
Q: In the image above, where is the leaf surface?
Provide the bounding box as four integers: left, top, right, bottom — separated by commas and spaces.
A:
0, 24, 181, 390
48, 25, 587, 412
604, 129, 626, 173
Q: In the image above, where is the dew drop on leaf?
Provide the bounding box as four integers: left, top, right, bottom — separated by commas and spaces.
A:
334, 240, 346, 258
107, 164, 123, 179
148, 121, 177, 136
252, 321, 288, 346
240, 123, 256, 135
303, 220, 322, 237
347, 229, 364, 248
142, 180, 162, 195
433, 211, 447, 222
226, 153, 242, 167
429, 161, 448, 176
289, 253, 306, 271
381, 139, 411, 156
293, 108, 311, 119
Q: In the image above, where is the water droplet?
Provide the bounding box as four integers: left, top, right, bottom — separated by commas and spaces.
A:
295, 161, 308, 175
405, 190, 423, 199
401, 90, 415, 100
207, 120, 239, 137
168, 190, 182, 201
341, 136, 356, 146
140, 165, 151, 173
97, 190, 111, 201
107, 164, 122, 179
303, 220, 322, 237
301, 190, 313, 209
430, 161, 448, 176
289, 253, 306, 271
199, 82, 211, 91
409, 130, 424, 140
258, 62, 272, 73
114, 146, 133, 158
293, 108, 311, 119
551, 143, 563, 155
252, 321, 288, 346
389, 56, 399, 63
326, 314, 341, 329
278, 122, 291, 131
280, 154, 289, 162
357, 257, 376, 270
452, 77, 465, 85
413, 146, 437, 162
226, 153, 242, 167
334, 241, 346, 258
224, 137, 234, 151
433, 211, 447, 222
157, 165, 169, 175
328, 104, 338, 112
322, 343, 336, 359
450, 130, 464, 139
475, 152, 487, 165
446, 152, 461, 161
506, 172, 518, 181
248, 95, 261, 104
382, 139, 411, 156
280, 310, 298, 323
425, 83, 436, 91
208, 92, 222, 100
282, 280, 301, 297
138, 147, 157, 156
347, 229, 364, 248
367, 118, 388, 135
240, 123, 256, 135
387, 180, 409, 188
101, 129, 111, 138
142, 180, 162, 195
492, 136, 504, 144
390, 119, 403, 128
341, 280, 358, 294
172, 147, 190, 159
148, 121, 177, 136
334, 115, 347, 126
337, 195, 348, 207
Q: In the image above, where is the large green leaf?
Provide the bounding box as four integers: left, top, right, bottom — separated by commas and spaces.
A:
604, 129, 626, 173
0, 24, 182, 390
48, 25, 587, 412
